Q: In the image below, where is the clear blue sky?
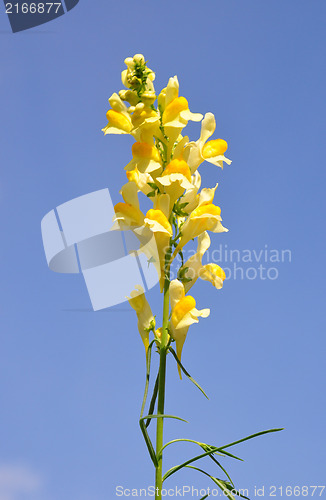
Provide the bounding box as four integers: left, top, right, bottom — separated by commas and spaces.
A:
0, 1, 325, 499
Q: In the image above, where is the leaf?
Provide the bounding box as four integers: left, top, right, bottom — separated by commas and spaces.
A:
218, 428, 284, 452
147, 190, 156, 198
184, 466, 245, 500
217, 448, 243, 462
145, 374, 159, 428
140, 414, 189, 425
140, 340, 156, 419
139, 418, 158, 468
147, 182, 158, 190
202, 449, 234, 486
169, 347, 209, 399
163, 428, 283, 480
163, 447, 222, 481
139, 340, 158, 467
159, 438, 241, 460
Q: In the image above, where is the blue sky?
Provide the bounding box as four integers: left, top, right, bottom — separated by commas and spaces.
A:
0, 1, 325, 499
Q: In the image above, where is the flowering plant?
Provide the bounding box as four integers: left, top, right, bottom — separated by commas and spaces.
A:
103, 54, 282, 500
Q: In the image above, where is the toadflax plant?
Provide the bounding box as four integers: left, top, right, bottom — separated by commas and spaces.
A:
102, 54, 282, 500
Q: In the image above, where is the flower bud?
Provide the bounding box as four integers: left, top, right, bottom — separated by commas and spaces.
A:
124, 57, 134, 68
141, 90, 156, 106
119, 89, 139, 106
133, 53, 145, 65
157, 88, 167, 112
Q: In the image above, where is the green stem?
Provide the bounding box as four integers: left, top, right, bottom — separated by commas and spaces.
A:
155, 275, 170, 499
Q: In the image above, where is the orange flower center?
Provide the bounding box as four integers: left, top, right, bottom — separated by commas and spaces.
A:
163, 159, 191, 181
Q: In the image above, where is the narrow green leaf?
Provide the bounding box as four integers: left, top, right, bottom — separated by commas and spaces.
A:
140, 340, 156, 419
218, 428, 284, 451
140, 414, 188, 425
222, 481, 251, 500
169, 347, 209, 399
184, 466, 236, 500
139, 418, 158, 468
211, 478, 236, 500
163, 447, 222, 481
218, 448, 244, 462
160, 438, 239, 459
163, 429, 282, 480
200, 496, 209, 500
204, 451, 234, 486
145, 374, 159, 428
139, 340, 158, 468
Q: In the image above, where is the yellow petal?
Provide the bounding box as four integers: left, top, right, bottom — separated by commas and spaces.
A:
202, 139, 228, 158
171, 296, 196, 328
200, 264, 226, 289
163, 159, 191, 181
105, 109, 132, 133
162, 97, 189, 125
191, 204, 221, 219
132, 142, 161, 162
145, 209, 173, 235
114, 202, 144, 226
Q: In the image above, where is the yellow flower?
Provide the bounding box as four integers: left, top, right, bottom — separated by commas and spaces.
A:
131, 103, 160, 131
125, 141, 162, 175
179, 170, 201, 215
181, 232, 226, 292
156, 159, 193, 213
113, 182, 144, 229
127, 285, 155, 353
154, 327, 170, 344
126, 166, 154, 196
161, 76, 202, 129
121, 54, 155, 90
182, 232, 211, 292
102, 93, 132, 135
184, 112, 232, 173
160, 77, 202, 159
169, 280, 210, 377
173, 185, 228, 257
135, 194, 172, 291
199, 263, 226, 289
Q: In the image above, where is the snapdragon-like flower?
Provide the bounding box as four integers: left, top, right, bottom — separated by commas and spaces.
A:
142, 194, 173, 290
199, 263, 226, 289
179, 170, 201, 215
125, 141, 162, 175
180, 232, 226, 292
129, 102, 160, 142
102, 93, 133, 135
185, 112, 232, 173
169, 279, 210, 377
159, 77, 203, 160
182, 232, 211, 292
126, 166, 153, 195
156, 158, 193, 213
173, 184, 228, 257
113, 181, 144, 229
161, 77, 202, 128
127, 285, 155, 353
